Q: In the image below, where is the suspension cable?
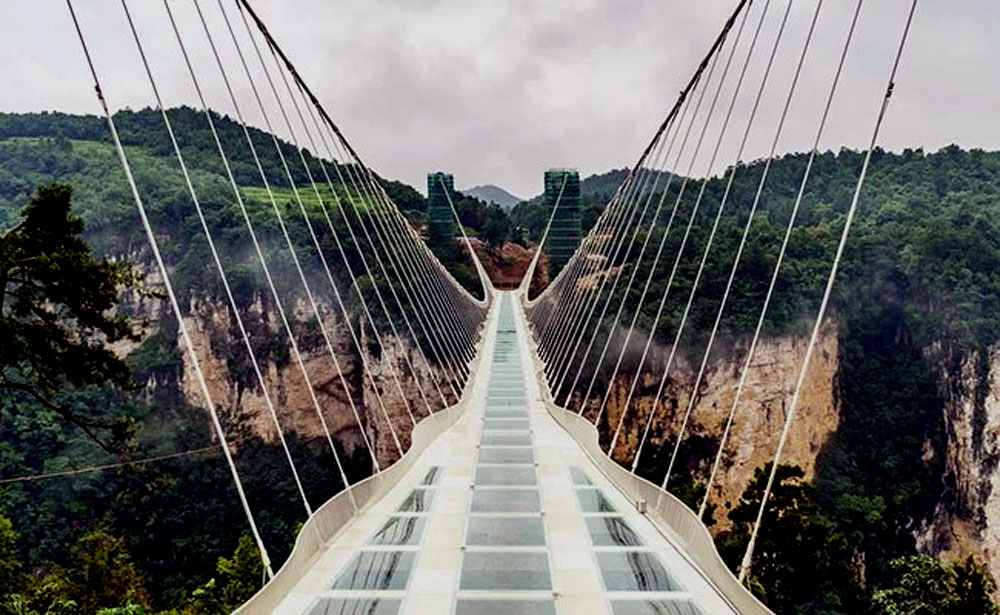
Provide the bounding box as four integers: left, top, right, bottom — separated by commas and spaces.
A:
167, 0, 389, 475
739, 0, 918, 582
699, 0, 863, 523
659, 0, 827, 489
520, 175, 569, 295
607, 0, 794, 458
65, 0, 273, 576
557, 2, 756, 407
213, 0, 425, 427
121, 0, 313, 516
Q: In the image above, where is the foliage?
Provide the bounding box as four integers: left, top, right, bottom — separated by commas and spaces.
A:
5, 113, 1000, 615
1, 184, 146, 454
873, 555, 998, 615
215, 535, 264, 610
0, 513, 18, 590
716, 464, 864, 614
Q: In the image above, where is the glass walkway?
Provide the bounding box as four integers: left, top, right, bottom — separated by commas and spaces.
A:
270, 294, 738, 615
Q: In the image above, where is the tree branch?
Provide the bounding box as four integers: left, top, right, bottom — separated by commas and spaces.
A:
0, 380, 124, 457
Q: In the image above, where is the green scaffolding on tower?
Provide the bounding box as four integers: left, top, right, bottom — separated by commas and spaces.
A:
544, 169, 581, 278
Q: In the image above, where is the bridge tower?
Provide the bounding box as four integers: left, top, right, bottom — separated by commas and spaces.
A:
427, 171, 455, 241
544, 168, 581, 277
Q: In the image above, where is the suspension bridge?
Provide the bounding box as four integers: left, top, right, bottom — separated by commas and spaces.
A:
56, 0, 921, 613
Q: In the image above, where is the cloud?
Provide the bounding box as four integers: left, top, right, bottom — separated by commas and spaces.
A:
1, 1, 998, 197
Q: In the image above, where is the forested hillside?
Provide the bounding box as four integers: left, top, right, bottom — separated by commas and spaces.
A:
536, 146, 1000, 612
4, 106, 1000, 614
0, 109, 493, 615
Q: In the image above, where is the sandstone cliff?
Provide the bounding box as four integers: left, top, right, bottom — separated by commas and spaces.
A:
573, 325, 839, 529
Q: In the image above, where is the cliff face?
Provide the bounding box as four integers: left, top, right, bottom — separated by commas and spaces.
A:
161, 293, 442, 468
585, 326, 840, 529
919, 346, 1000, 581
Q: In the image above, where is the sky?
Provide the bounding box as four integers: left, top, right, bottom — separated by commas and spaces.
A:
1, 1, 999, 198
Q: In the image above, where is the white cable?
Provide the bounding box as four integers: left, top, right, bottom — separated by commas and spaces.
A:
539, 177, 643, 368
607, 0, 794, 458
65, 0, 273, 576
596, 31, 734, 430
438, 176, 493, 301
740, 0, 917, 582
535, 186, 632, 354
327, 139, 477, 379
168, 0, 389, 478
659, 0, 825, 488
519, 175, 569, 296
346, 158, 478, 368
282, 71, 458, 406
699, 0, 863, 523
550, 134, 673, 394
557, 1, 756, 405
122, 0, 313, 516
215, 0, 424, 426
573, 0, 768, 417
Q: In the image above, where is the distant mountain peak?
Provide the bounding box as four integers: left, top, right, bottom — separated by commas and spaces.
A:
463, 184, 523, 210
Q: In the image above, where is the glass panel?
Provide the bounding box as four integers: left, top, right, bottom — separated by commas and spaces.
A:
331, 551, 415, 590
421, 466, 441, 485
481, 433, 532, 446
484, 409, 529, 419
471, 488, 541, 512
478, 447, 535, 464
587, 517, 642, 547
570, 467, 593, 485
307, 597, 401, 615
460, 551, 551, 590
610, 599, 704, 615
576, 489, 616, 513
596, 552, 680, 592
455, 600, 556, 615
486, 400, 527, 408
369, 516, 426, 546
397, 489, 434, 513
475, 466, 537, 486
466, 516, 545, 546
484, 419, 530, 431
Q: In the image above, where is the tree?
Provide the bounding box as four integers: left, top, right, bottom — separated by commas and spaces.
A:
215, 534, 263, 608
873, 555, 998, 615
717, 464, 864, 614
185, 535, 263, 615
0, 184, 144, 453
65, 530, 149, 613
0, 513, 19, 595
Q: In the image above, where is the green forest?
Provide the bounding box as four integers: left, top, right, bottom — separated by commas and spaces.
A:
0, 110, 498, 615
4, 108, 1000, 614
549, 146, 1000, 612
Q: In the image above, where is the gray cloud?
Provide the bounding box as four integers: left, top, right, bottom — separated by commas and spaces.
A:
1, 1, 998, 197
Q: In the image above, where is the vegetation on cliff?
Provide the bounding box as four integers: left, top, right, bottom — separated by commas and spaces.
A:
4, 108, 1000, 613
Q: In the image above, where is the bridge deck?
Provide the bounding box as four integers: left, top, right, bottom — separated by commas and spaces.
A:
272, 293, 737, 615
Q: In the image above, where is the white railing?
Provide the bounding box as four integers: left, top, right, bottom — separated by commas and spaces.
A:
235, 297, 495, 615
519, 294, 772, 615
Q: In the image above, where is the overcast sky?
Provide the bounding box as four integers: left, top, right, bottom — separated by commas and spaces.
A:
2, 1, 999, 198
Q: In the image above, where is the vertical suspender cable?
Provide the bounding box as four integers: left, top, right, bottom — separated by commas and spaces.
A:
120, 0, 313, 516
64, 0, 273, 577
210, 0, 424, 427
520, 175, 569, 296
557, 2, 755, 405
739, 0, 918, 582
571, 0, 770, 415
699, 0, 863, 522
659, 0, 828, 489
606, 0, 793, 455
164, 0, 389, 474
